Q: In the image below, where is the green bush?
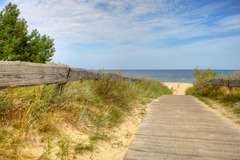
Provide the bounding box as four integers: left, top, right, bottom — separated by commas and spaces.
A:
192, 68, 217, 95
187, 68, 240, 115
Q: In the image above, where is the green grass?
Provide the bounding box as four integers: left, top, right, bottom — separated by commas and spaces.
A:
0, 74, 171, 159
90, 132, 110, 142
185, 87, 213, 108
187, 69, 240, 116
74, 143, 94, 154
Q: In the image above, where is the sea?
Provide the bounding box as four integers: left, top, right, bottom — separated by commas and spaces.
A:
104, 70, 238, 83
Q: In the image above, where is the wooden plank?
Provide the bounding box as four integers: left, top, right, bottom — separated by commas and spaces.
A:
0, 61, 137, 88
68, 69, 131, 82
68, 68, 102, 81
203, 79, 240, 87
0, 61, 69, 88
124, 95, 240, 160
229, 80, 240, 87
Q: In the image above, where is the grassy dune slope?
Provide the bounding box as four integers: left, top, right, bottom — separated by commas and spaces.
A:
186, 69, 240, 119
0, 75, 171, 159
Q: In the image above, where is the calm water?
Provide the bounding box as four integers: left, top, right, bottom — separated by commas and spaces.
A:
104, 70, 237, 83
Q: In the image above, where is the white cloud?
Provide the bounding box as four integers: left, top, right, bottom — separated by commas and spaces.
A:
217, 14, 240, 31
3, 0, 239, 45
1, 0, 240, 69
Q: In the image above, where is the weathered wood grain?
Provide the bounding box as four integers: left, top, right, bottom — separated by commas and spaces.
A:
68, 68, 102, 81
0, 61, 135, 88
203, 79, 240, 87
124, 95, 240, 160
0, 61, 69, 88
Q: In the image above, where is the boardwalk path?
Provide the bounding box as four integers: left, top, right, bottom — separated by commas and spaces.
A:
124, 95, 240, 160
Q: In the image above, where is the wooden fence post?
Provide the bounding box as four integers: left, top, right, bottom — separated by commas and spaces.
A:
54, 68, 71, 96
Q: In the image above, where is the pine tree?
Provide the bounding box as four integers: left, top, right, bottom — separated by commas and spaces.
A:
0, 3, 55, 63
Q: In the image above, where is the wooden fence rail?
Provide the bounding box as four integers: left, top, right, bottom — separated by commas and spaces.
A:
0, 61, 131, 88
203, 79, 240, 87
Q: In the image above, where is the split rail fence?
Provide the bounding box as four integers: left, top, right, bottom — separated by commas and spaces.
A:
1, 61, 239, 89
0, 61, 132, 89
203, 79, 240, 87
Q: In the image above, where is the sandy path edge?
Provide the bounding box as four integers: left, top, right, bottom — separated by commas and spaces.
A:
163, 82, 240, 129
80, 81, 193, 159
82, 82, 239, 159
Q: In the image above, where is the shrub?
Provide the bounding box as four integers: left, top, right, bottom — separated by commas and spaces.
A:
188, 68, 240, 115
193, 68, 217, 84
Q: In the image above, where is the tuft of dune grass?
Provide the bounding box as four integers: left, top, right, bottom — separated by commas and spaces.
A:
0, 74, 171, 159
186, 69, 240, 117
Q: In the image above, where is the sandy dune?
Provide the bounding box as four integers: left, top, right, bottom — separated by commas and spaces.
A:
82, 82, 193, 159
163, 82, 193, 95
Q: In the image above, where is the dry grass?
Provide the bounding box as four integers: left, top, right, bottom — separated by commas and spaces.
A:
0, 75, 172, 159
186, 69, 240, 118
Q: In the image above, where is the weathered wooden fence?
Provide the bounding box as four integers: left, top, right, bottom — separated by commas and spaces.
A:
203, 79, 240, 87
0, 61, 131, 89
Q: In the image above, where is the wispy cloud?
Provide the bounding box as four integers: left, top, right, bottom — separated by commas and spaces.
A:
5, 0, 234, 42
1, 0, 240, 69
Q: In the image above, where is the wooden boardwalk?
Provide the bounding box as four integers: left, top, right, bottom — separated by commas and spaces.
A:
124, 95, 240, 160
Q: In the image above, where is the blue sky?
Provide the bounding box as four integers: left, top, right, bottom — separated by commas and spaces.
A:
1, 0, 240, 69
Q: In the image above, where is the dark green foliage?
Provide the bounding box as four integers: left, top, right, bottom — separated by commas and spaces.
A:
0, 3, 55, 63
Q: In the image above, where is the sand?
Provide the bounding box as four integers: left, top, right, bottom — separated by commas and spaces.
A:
81, 104, 146, 160
14, 82, 240, 159
60, 82, 240, 159
163, 82, 193, 95
81, 82, 193, 159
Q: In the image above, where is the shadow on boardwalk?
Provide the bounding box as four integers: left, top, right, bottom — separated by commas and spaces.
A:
124, 95, 240, 160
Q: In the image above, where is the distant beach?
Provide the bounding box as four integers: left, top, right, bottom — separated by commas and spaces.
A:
104, 70, 237, 83
163, 82, 193, 95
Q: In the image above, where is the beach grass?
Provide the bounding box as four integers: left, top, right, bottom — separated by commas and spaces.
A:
0, 74, 171, 159
186, 69, 240, 116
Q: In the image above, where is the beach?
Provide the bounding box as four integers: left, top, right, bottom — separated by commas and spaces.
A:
163, 82, 193, 95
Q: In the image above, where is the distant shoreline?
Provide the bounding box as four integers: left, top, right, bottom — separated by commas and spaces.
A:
104, 70, 237, 83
